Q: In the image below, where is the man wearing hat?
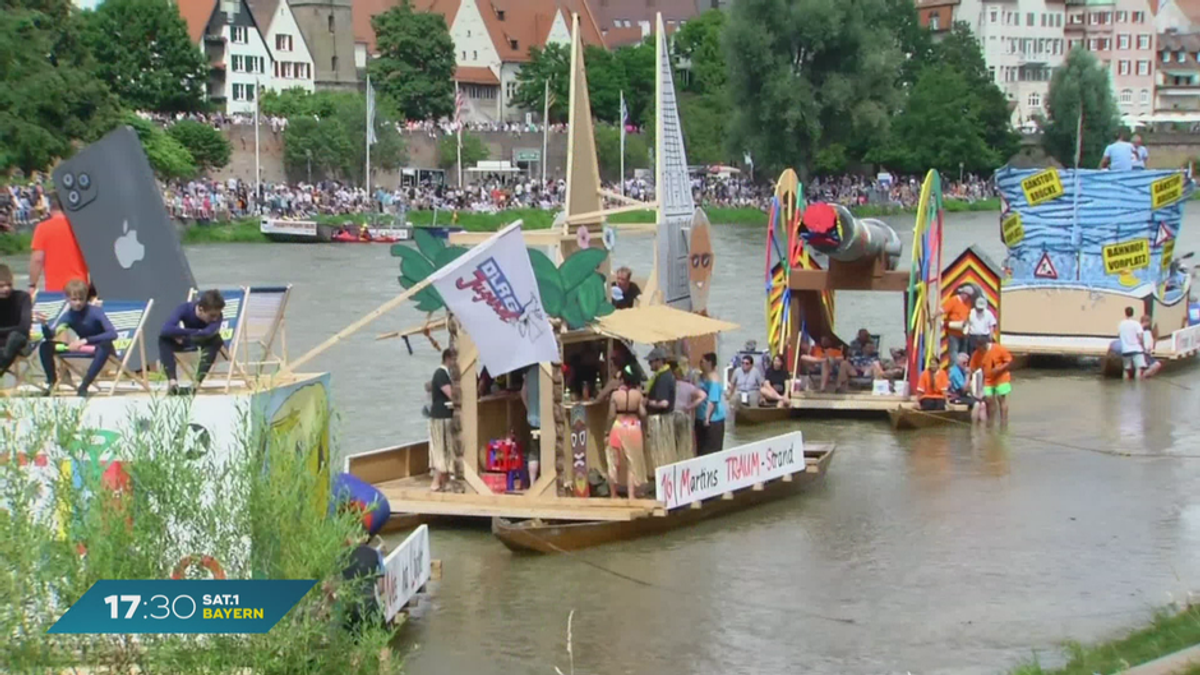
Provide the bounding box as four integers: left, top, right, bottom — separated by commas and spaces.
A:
965, 295, 997, 354
644, 347, 678, 469
941, 285, 973, 358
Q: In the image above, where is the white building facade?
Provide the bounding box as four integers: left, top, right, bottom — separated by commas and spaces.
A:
248, 0, 317, 93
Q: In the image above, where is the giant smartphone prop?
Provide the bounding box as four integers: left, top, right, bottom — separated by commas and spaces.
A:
52, 126, 196, 372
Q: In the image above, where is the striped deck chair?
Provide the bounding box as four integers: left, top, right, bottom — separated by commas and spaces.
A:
178, 287, 249, 392
9, 292, 67, 389
240, 285, 292, 377
55, 299, 153, 396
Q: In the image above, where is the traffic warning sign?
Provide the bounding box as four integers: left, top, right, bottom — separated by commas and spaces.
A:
1034, 252, 1058, 279
1154, 222, 1174, 246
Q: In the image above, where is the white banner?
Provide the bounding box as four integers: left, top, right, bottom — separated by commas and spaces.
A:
655, 432, 805, 510
1172, 323, 1200, 354
260, 218, 317, 237
378, 524, 431, 622
430, 222, 558, 374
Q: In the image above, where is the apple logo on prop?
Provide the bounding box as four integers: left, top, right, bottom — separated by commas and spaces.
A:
114, 220, 145, 269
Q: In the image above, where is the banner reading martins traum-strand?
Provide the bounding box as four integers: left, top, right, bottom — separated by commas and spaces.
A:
995, 167, 1194, 297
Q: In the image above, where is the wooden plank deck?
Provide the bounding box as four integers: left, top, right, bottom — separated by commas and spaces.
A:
376, 475, 660, 522
789, 391, 913, 412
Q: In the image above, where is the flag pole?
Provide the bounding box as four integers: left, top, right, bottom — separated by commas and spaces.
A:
619, 90, 626, 197
366, 75, 372, 203
541, 79, 550, 185
254, 79, 261, 215
456, 82, 464, 188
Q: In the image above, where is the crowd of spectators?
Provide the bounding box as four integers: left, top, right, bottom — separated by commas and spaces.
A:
807, 174, 996, 209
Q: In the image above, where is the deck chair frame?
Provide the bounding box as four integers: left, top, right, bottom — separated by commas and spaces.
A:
177, 288, 250, 393
241, 285, 291, 377
55, 299, 153, 396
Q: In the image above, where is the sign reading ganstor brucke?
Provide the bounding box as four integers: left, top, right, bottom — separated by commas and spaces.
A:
655, 432, 804, 510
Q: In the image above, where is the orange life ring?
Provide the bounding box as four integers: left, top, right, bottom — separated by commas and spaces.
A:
171, 555, 226, 580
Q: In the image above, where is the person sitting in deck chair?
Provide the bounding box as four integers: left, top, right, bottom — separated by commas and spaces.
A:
0, 264, 32, 380
38, 278, 115, 398
159, 289, 226, 396
837, 341, 886, 391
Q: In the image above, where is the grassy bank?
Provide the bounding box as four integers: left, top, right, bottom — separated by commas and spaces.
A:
1011, 604, 1200, 675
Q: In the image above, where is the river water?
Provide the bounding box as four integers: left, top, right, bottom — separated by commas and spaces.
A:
6, 209, 1200, 673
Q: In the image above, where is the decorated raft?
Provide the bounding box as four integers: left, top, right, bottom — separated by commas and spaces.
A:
995, 167, 1199, 373
740, 168, 970, 427
330, 13, 836, 553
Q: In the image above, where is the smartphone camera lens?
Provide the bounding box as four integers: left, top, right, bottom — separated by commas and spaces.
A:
61, 173, 75, 189
78, 173, 91, 189
68, 190, 80, 206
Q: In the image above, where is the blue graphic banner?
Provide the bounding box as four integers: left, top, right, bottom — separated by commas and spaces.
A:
48, 580, 315, 634
995, 168, 1193, 298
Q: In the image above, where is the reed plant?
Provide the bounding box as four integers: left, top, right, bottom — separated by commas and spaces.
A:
0, 398, 401, 674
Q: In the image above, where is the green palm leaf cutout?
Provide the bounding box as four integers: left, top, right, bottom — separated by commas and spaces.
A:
559, 248, 608, 291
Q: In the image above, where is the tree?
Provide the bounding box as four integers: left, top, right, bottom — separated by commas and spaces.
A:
679, 93, 730, 165
167, 120, 231, 170
674, 9, 727, 96
724, 0, 903, 180
879, 0, 934, 87
369, 0, 455, 121
933, 23, 1019, 166
615, 38, 655, 127
281, 92, 407, 183
512, 43, 570, 123
1043, 47, 1120, 168
81, 0, 208, 113
437, 132, 489, 170
0, 0, 121, 174
873, 64, 997, 175
585, 45, 626, 124
594, 124, 649, 180
122, 113, 197, 179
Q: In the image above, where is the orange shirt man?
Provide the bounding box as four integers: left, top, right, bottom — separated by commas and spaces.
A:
29, 209, 89, 294
942, 286, 972, 356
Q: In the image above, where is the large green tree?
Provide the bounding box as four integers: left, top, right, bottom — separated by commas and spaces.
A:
724, 0, 903, 179
880, 0, 934, 87
369, 0, 455, 121
585, 45, 626, 124
594, 124, 649, 180
166, 119, 231, 170
0, 0, 121, 174
674, 9, 727, 96
281, 92, 407, 183
615, 38, 655, 127
932, 23, 1019, 166
512, 43, 570, 123
1043, 47, 1120, 168
123, 113, 198, 179
81, 0, 208, 113
874, 64, 996, 175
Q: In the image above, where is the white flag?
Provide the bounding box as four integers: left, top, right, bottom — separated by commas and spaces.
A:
366, 76, 378, 146
429, 222, 558, 374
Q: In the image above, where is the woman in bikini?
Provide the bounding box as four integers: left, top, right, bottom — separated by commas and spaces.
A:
606, 366, 647, 499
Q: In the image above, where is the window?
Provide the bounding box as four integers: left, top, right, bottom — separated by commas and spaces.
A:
1164, 51, 1173, 63
1117, 10, 1128, 23
273, 62, 279, 77
1133, 11, 1145, 23
990, 8, 997, 23
232, 83, 255, 101
461, 51, 466, 60
496, 9, 505, 20
1118, 34, 1130, 50
1119, 60, 1131, 75
1070, 12, 1082, 24
988, 65, 996, 82
1121, 89, 1132, 104
1100, 11, 1111, 24
472, 50, 477, 60
1028, 92, 1041, 108
1088, 38, 1098, 51
930, 14, 939, 31
1179, 51, 1188, 63
1056, 13, 1063, 27
327, 14, 334, 31
332, 55, 338, 71
282, 62, 293, 78
1100, 38, 1111, 51
231, 26, 247, 43
1140, 89, 1150, 104
1137, 60, 1150, 75
276, 34, 292, 51
1089, 12, 1098, 25
1041, 13, 1046, 27
1027, 12, 1034, 26
1138, 34, 1151, 50
505, 80, 517, 101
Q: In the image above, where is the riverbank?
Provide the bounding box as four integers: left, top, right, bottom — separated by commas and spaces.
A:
0, 198, 1007, 254
1011, 603, 1200, 675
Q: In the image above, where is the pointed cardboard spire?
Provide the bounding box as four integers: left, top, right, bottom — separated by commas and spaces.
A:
564, 13, 602, 233
653, 12, 694, 309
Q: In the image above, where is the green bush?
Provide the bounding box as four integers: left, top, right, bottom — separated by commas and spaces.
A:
121, 114, 197, 180
0, 400, 402, 673
167, 120, 232, 170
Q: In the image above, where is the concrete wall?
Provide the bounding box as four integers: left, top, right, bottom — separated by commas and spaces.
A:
212, 125, 573, 185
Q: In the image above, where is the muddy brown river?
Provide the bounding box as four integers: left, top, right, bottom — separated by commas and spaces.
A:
6, 208, 1200, 674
